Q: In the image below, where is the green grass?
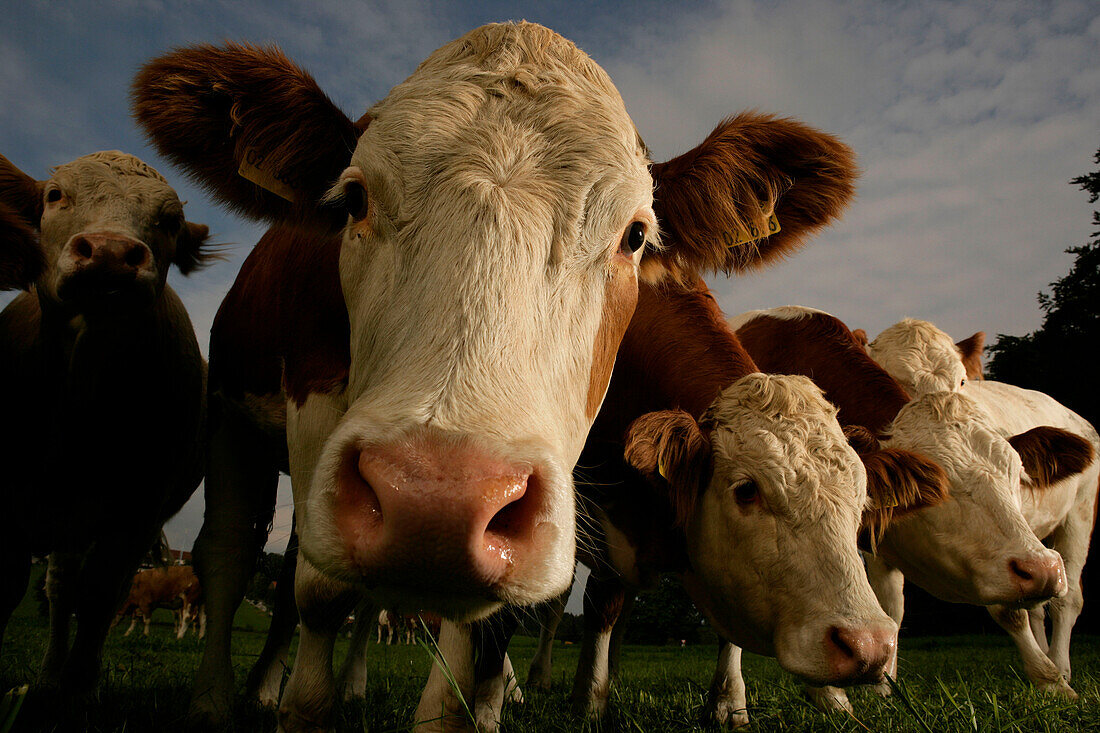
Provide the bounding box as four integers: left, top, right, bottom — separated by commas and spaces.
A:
2, 571, 1099, 731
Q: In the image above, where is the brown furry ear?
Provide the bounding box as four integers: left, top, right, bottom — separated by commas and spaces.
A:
955, 332, 985, 381
647, 112, 857, 281
1009, 426, 1094, 489
842, 424, 881, 455
624, 410, 711, 527
0, 201, 44, 290
0, 153, 44, 226
859, 448, 949, 550
852, 328, 869, 351
172, 220, 222, 275
132, 43, 363, 230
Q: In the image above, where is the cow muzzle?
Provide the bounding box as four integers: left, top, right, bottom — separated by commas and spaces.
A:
823, 624, 896, 685
56, 231, 157, 306
332, 434, 549, 610
1007, 551, 1067, 604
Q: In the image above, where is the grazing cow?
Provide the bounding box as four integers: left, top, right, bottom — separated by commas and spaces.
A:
0, 151, 212, 697
132, 22, 859, 728
114, 565, 205, 639
732, 306, 1091, 706
862, 318, 1096, 696
425, 280, 948, 730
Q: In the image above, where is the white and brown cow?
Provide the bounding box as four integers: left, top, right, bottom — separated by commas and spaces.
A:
864, 318, 1097, 698
0, 151, 212, 696
866, 317, 985, 394
133, 23, 858, 728
732, 307, 1091, 708
114, 565, 205, 639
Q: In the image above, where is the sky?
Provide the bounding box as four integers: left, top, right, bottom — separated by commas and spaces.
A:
3, 1, 1098, 612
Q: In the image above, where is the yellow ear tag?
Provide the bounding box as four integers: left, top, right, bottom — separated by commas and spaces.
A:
720, 212, 781, 249
658, 455, 668, 480
238, 147, 298, 203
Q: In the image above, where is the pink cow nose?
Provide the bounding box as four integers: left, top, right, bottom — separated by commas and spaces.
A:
67, 232, 152, 274
824, 626, 896, 684
1008, 554, 1066, 601
335, 437, 542, 597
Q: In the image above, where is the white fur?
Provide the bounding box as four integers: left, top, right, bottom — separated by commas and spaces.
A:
869, 318, 967, 395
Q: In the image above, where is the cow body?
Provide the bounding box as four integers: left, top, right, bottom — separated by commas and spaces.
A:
732, 307, 1092, 706
0, 151, 212, 696
133, 22, 857, 728
115, 565, 205, 639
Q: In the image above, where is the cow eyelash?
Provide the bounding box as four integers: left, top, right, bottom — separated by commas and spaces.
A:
734, 481, 759, 506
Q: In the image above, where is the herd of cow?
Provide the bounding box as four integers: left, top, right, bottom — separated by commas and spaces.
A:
0, 21, 1095, 733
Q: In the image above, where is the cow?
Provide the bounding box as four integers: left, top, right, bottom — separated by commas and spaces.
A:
131, 22, 860, 728
420, 280, 949, 731
0, 150, 213, 697
731, 306, 1092, 708
114, 565, 205, 639
866, 317, 985, 395
862, 318, 1097, 697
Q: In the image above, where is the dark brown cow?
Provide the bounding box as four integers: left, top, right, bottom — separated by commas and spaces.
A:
114, 565, 204, 639
0, 151, 213, 697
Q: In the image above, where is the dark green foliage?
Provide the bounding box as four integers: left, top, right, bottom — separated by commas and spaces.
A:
626, 576, 709, 645
244, 551, 283, 609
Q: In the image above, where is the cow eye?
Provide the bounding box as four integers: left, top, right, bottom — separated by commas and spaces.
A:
734, 481, 759, 506
45, 188, 62, 204
159, 211, 183, 234
344, 181, 369, 221
620, 221, 646, 256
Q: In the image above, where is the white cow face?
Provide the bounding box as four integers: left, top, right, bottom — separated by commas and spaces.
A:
876, 392, 1066, 605
868, 318, 968, 395
627, 374, 897, 685
1, 151, 211, 315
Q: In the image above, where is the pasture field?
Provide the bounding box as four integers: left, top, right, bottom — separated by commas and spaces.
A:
1, 578, 1098, 732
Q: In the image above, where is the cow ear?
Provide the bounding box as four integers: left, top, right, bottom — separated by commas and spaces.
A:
624, 410, 712, 527
842, 424, 881, 455
132, 43, 364, 231
859, 448, 949, 549
172, 220, 223, 275
645, 112, 857, 282
1008, 426, 1094, 489
0, 153, 43, 227
0, 155, 44, 290
851, 328, 870, 351
955, 331, 985, 381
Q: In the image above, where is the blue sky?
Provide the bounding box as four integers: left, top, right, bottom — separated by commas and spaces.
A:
3, 1, 1098, 610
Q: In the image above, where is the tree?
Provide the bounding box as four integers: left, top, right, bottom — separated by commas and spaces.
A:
987, 148, 1100, 429
625, 575, 707, 645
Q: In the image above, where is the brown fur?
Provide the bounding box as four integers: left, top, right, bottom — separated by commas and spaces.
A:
735, 311, 910, 434
649, 112, 857, 280
851, 328, 869, 350
858, 448, 950, 549
842, 424, 881, 454
1009, 426, 1095, 490
623, 410, 712, 528
0, 153, 43, 225
0, 201, 44, 290
955, 332, 985, 381
132, 43, 363, 230
587, 264, 639, 419
117, 565, 203, 623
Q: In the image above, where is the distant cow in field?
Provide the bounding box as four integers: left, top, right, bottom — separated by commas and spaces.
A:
0, 150, 214, 697
732, 307, 1094, 708
133, 21, 861, 729
115, 565, 205, 639
863, 318, 1097, 698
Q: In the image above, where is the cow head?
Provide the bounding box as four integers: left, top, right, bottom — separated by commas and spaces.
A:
873, 392, 1077, 605
132, 23, 856, 619
0, 151, 214, 315
625, 374, 898, 685
868, 318, 969, 395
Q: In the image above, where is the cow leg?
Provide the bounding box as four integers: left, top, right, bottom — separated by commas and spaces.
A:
703, 641, 749, 728
245, 525, 302, 707
502, 653, 523, 704
569, 572, 626, 718
414, 620, 477, 733
866, 554, 904, 697
38, 551, 81, 687
143, 610, 152, 637
526, 588, 567, 690
0, 543, 30, 656
472, 612, 521, 731
336, 597, 377, 701
123, 615, 137, 637
607, 590, 635, 681
1028, 606, 1049, 654
277, 555, 360, 733
189, 401, 280, 724
1046, 505, 1092, 684
988, 605, 1076, 699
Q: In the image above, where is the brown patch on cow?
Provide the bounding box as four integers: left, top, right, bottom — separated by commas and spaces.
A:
623, 410, 712, 528
132, 43, 364, 230
649, 112, 857, 280
582, 574, 628, 632
210, 225, 350, 406
858, 448, 950, 551
586, 261, 638, 419
1009, 426, 1095, 490
736, 311, 911, 434
852, 328, 869, 351
955, 332, 985, 381
843, 424, 881, 455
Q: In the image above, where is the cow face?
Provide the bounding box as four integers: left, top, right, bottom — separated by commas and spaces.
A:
0, 152, 212, 315
875, 392, 1068, 605
626, 374, 897, 685
868, 318, 969, 395
133, 23, 857, 619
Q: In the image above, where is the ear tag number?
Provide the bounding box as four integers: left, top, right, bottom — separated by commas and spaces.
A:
720, 212, 781, 249
238, 147, 298, 203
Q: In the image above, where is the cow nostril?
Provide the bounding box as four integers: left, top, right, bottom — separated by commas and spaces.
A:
124, 246, 147, 268
1010, 559, 1034, 583
828, 627, 854, 660
75, 238, 93, 260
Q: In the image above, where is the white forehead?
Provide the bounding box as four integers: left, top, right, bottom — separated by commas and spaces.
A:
888, 391, 1021, 487
50, 151, 177, 204
351, 22, 651, 239
708, 373, 866, 513
869, 318, 966, 395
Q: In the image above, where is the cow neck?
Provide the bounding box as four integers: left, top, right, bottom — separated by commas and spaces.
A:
209, 225, 350, 406
735, 311, 910, 434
